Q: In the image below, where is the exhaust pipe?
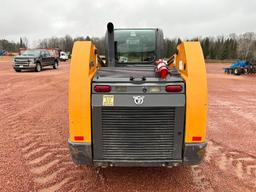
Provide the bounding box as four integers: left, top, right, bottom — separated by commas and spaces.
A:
105, 22, 115, 67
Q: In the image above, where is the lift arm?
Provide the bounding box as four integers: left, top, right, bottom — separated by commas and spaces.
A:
175, 42, 208, 143
69, 41, 97, 143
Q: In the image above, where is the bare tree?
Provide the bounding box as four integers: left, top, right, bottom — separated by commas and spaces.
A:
237, 32, 256, 60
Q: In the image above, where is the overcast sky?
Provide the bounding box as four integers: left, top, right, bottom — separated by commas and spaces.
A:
1, 0, 256, 46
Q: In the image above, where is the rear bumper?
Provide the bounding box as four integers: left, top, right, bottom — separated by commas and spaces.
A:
68, 140, 92, 165
60, 58, 68, 61
68, 140, 207, 167
183, 142, 207, 165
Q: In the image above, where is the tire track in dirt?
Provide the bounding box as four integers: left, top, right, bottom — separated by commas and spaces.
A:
0, 89, 80, 191
7, 125, 78, 191
205, 140, 256, 190
190, 139, 256, 192
19, 138, 77, 190
0, 62, 81, 191
191, 165, 214, 192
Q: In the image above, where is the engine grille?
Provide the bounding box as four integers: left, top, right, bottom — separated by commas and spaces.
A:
101, 107, 176, 160
15, 59, 29, 65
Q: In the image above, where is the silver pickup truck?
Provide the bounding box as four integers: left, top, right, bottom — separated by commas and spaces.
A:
13, 49, 59, 72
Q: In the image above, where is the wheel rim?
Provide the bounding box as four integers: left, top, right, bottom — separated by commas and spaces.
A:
54, 62, 58, 68
37, 64, 41, 71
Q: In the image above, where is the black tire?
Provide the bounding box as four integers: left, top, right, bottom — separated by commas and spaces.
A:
53, 61, 58, 69
35, 63, 42, 72
234, 68, 241, 75
15, 69, 21, 72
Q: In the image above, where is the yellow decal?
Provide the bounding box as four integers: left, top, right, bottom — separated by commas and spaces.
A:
103, 95, 114, 106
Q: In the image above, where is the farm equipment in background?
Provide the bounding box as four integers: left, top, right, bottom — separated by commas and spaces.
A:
68, 22, 208, 167
224, 58, 256, 75
0, 50, 7, 56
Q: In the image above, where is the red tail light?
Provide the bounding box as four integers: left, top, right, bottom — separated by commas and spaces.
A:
165, 85, 183, 92
94, 85, 111, 92
192, 136, 202, 142
74, 136, 84, 141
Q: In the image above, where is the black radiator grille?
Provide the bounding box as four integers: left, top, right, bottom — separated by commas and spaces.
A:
101, 107, 176, 160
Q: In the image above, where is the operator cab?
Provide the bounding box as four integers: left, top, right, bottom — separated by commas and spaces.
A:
95, 22, 181, 83
105, 22, 164, 67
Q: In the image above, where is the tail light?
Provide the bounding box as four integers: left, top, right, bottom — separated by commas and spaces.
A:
165, 85, 183, 92
74, 136, 84, 141
192, 136, 202, 142
94, 85, 111, 92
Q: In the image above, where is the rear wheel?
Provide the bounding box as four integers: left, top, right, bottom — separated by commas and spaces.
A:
35, 63, 42, 72
234, 68, 241, 75
53, 61, 58, 69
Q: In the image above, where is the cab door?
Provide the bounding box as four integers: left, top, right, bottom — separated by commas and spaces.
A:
46, 50, 55, 66
41, 51, 48, 66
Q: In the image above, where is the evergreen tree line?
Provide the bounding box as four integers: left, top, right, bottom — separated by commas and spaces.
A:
0, 37, 28, 53
165, 32, 256, 60
37, 35, 105, 55
1, 32, 255, 60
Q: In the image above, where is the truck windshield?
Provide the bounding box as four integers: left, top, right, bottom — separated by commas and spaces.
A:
115, 29, 156, 64
22, 50, 41, 57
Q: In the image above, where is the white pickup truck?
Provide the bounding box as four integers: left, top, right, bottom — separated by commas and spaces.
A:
60, 51, 69, 61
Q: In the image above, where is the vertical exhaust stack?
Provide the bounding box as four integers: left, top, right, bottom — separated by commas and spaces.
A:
105, 22, 115, 67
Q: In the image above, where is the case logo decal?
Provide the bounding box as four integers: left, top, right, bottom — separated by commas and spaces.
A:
133, 96, 145, 105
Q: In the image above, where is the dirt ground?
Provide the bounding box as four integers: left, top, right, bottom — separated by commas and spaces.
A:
0, 61, 255, 192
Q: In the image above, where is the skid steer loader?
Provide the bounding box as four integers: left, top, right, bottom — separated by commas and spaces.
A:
68, 23, 208, 167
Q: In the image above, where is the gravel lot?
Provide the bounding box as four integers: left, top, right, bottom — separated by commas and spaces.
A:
0, 61, 255, 192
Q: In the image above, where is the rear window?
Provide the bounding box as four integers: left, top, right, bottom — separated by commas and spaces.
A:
115, 29, 156, 64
